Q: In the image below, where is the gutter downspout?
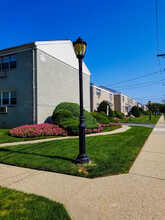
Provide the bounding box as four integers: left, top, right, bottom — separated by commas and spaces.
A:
32, 47, 38, 124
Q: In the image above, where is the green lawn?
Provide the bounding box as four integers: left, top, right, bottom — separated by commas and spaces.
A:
119, 115, 160, 124
0, 129, 63, 144
0, 126, 121, 144
0, 187, 70, 220
0, 126, 152, 178
101, 125, 121, 132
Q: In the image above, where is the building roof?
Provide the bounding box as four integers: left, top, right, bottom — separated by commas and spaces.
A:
0, 40, 91, 76
91, 83, 137, 101
90, 83, 117, 94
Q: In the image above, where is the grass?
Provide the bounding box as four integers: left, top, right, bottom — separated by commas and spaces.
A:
119, 115, 160, 124
101, 125, 122, 132
0, 186, 71, 220
0, 126, 121, 144
0, 129, 63, 144
0, 126, 152, 178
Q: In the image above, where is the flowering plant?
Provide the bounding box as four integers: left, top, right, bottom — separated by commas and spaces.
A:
113, 117, 119, 120
139, 115, 143, 118
99, 122, 122, 127
9, 123, 68, 138
85, 124, 103, 134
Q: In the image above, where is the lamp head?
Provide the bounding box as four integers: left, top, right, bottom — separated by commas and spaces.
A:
73, 37, 87, 59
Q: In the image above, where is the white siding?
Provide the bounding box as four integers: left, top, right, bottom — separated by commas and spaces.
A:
35, 41, 90, 76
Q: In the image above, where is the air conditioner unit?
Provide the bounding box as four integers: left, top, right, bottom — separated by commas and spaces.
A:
0, 106, 8, 114
0, 70, 7, 78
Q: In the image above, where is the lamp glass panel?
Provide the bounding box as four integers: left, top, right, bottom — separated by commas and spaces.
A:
74, 44, 86, 56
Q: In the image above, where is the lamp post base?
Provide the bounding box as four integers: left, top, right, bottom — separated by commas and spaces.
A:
75, 154, 91, 164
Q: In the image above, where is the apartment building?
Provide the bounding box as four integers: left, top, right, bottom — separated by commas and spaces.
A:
137, 103, 142, 108
90, 83, 115, 112
0, 40, 91, 128
142, 105, 148, 111
114, 93, 137, 115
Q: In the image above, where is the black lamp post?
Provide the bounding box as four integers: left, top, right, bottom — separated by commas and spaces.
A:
148, 100, 151, 120
73, 37, 91, 164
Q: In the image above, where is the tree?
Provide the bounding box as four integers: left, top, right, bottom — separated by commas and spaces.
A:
130, 106, 141, 117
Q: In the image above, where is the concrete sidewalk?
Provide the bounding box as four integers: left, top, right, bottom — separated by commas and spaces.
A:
0, 116, 165, 220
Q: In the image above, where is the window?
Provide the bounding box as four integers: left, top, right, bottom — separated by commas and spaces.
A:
11, 92, 17, 105
122, 106, 125, 113
109, 93, 112, 101
0, 54, 17, 70
96, 88, 101, 96
3, 93, 9, 105
0, 91, 17, 106
10, 55, 17, 69
2, 56, 10, 70
122, 96, 124, 102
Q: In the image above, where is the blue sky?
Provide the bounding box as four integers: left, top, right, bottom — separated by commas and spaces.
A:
1, 0, 165, 104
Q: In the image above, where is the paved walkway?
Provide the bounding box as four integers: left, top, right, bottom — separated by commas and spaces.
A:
0, 116, 165, 220
122, 122, 155, 128
0, 125, 130, 148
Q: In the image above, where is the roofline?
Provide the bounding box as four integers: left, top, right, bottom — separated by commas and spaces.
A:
90, 83, 115, 94
91, 83, 137, 102
0, 42, 36, 55
0, 40, 73, 56
114, 93, 137, 102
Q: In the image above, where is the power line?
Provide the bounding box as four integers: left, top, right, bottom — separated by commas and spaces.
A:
134, 96, 164, 100
133, 94, 163, 99
104, 70, 162, 87
111, 80, 163, 91
112, 79, 164, 89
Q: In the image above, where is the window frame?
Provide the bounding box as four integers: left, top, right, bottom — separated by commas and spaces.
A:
0, 91, 17, 106
96, 88, 101, 96
0, 54, 17, 71
109, 93, 112, 101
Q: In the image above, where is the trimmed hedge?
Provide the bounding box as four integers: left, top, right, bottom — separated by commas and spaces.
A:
114, 111, 124, 119
131, 106, 141, 117
90, 112, 110, 124
98, 101, 115, 118
59, 118, 79, 136
52, 102, 98, 135
52, 109, 73, 124
98, 101, 109, 114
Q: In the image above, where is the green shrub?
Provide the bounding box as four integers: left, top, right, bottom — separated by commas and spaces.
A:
114, 111, 124, 119
99, 111, 108, 117
60, 118, 79, 136
98, 101, 115, 117
98, 101, 108, 114
143, 111, 149, 115
130, 106, 141, 117
90, 112, 110, 124
139, 107, 144, 114
108, 117, 118, 123
52, 109, 73, 124
109, 108, 115, 117
52, 102, 98, 135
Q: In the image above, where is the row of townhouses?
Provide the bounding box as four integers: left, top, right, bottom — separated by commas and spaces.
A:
0, 40, 147, 128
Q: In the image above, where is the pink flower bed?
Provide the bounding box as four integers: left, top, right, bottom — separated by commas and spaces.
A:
9, 123, 68, 138
113, 117, 119, 120
85, 124, 103, 134
99, 122, 122, 127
